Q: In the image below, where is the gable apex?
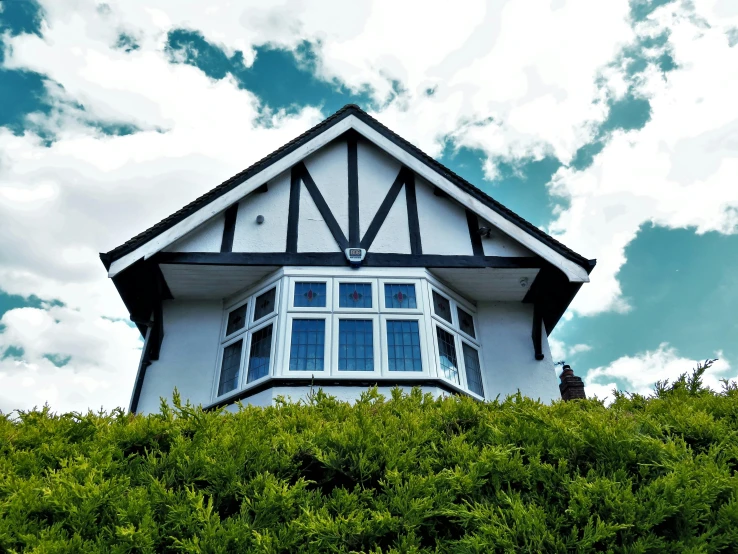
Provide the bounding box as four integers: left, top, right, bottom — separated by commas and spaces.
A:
101, 105, 594, 282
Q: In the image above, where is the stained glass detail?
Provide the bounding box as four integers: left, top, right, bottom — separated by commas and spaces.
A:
294, 282, 327, 307
217, 340, 243, 396
463, 343, 484, 396
457, 307, 476, 338
225, 304, 247, 336
253, 288, 276, 321
289, 319, 325, 371
339, 283, 372, 308
386, 320, 422, 371
432, 291, 452, 323
384, 284, 417, 309
437, 327, 459, 384
246, 324, 273, 383
338, 319, 374, 371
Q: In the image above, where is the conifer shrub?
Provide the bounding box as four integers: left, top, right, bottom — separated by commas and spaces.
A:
1, 364, 738, 553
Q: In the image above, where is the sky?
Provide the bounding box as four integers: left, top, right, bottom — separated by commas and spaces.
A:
0, 0, 737, 413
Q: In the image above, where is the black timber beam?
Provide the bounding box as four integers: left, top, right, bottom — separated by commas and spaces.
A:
205, 377, 474, 411
532, 302, 544, 361
153, 251, 545, 269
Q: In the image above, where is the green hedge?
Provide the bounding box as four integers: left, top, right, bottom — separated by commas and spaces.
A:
2, 368, 738, 553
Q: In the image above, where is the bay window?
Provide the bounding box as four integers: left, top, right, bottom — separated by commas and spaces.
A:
213, 271, 486, 402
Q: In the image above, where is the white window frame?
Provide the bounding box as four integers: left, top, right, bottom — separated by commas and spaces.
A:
211, 332, 249, 402
221, 298, 253, 343
281, 313, 332, 377
379, 314, 432, 378
429, 287, 456, 328
241, 316, 279, 388
430, 319, 464, 388
333, 278, 379, 313
378, 278, 424, 314
288, 277, 333, 313
331, 313, 381, 378
458, 336, 486, 401
251, 281, 281, 328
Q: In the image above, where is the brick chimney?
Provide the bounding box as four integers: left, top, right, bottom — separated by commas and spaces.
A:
559, 364, 586, 400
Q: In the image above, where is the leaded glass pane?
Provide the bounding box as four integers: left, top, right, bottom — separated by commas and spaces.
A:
463, 343, 484, 396
218, 340, 242, 396
338, 319, 374, 371
339, 283, 372, 308
294, 282, 327, 307
246, 324, 273, 383
432, 291, 452, 323
386, 320, 422, 371
384, 284, 417, 309
457, 307, 476, 338
437, 327, 459, 384
289, 319, 325, 371
253, 288, 276, 321
225, 304, 247, 336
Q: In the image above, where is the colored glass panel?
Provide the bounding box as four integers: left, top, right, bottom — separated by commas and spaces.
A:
253, 287, 276, 321
225, 303, 247, 336
457, 306, 476, 338
384, 284, 417, 309
294, 282, 327, 307
432, 291, 452, 323
339, 283, 372, 308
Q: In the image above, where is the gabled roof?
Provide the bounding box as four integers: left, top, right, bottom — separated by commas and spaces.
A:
101, 104, 594, 279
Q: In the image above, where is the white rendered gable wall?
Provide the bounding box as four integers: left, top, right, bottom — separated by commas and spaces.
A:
162, 137, 534, 259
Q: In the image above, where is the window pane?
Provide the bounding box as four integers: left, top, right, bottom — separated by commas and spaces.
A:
386, 320, 422, 371
246, 324, 273, 383
339, 283, 372, 308
457, 307, 476, 338
339, 320, 373, 371
384, 284, 417, 309
294, 282, 327, 307
289, 319, 325, 371
437, 327, 459, 384
463, 343, 484, 397
253, 288, 276, 321
218, 340, 243, 396
225, 304, 247, 336
432, 291, 452, 323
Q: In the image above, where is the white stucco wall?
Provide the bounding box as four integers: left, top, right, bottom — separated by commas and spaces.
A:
136, 299, 222, 414
476, 301, 559, 403
303, 138, 349, 238
415, 176, 474, 255
357, 139, 403, 235
164, 214, 224, 253
298, 181, 341, 252
371, 189, 411, 253
232, 170, 291, 253
481, 222, 534, 257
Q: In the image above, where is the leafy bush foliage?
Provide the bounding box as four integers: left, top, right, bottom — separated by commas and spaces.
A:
2, 368, 738, 553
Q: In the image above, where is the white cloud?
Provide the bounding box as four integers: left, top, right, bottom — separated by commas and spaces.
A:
0, 306, 141, 413
585, 342, 735, 404
548, 2, 738, 316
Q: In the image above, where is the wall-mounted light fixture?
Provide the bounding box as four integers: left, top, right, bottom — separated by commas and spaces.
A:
256, 215, 264, 224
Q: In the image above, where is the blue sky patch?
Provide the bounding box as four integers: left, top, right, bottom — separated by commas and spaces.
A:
555, 225, 738, 378
165, 30, 374, 119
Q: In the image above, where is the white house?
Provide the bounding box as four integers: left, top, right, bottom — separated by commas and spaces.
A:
100, 105, 595, 414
